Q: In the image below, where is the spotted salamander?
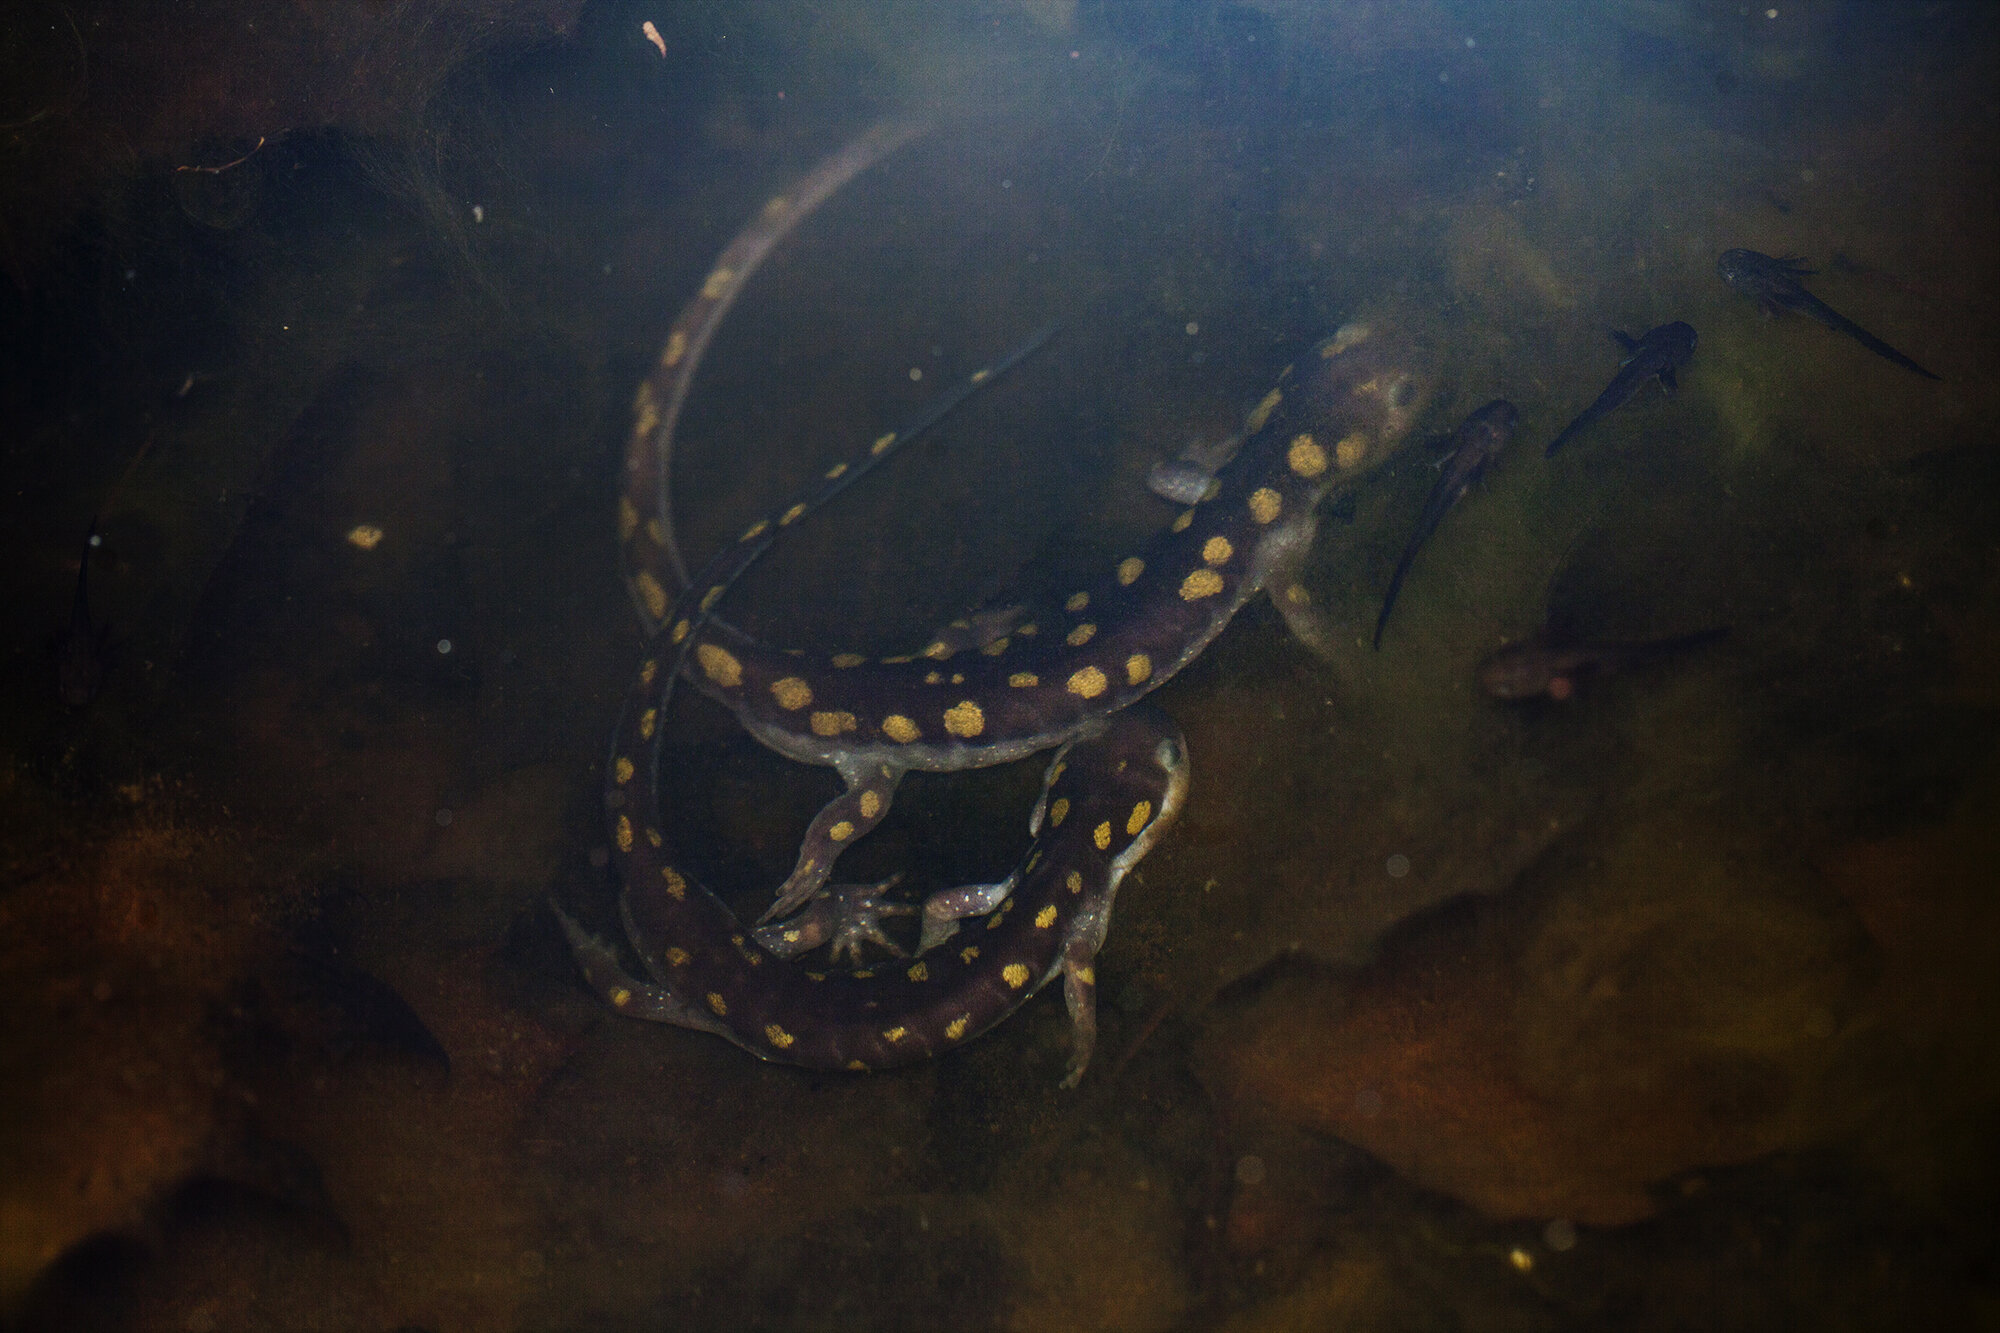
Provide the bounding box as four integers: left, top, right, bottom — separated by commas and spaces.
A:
571, 122, 1431, 1079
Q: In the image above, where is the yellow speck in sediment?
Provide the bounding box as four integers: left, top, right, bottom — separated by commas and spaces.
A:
1035, 905, 1059, 929
1002, 963, 1031, 989
831, 652, 865, 668
1288, 433, 1327, 477
1336, 431, 1369, 470
1180, 569, 1225, 601
614, 756, 635, 784
1067, 666, 1108, 699
830, 820, 855, 842
1009, 672, 1039, 688
665, 947, 691, 967
663, 866, 687, 900
1092, 822, 1112, 850
824, 461, 848, 480
810, 710, 857, 737
770, 676, 812, 710
884, 1026, 909, 1043
1049, 796, 1070, 827
765, 1024, 795, 1049
882, 714, 921, 743
1067, 622, 1096, 647
945, 1015, 970, 1041
871, 432, 897, 456
1203, 535, 1234, 565
907, 962, 929, 982
1125, 654, 1153, 686
943, 701, 985, 737
1248, 487, 1282, 524
701, 267, 735, 299
636, 571, 668, 622
859, 790, 882, 819
615, 816, 633, 852
610, 986, 632, 1007
1247, 387, 1284, 433
779, 502, 808, 526
696, 642, 743, 688
741, 518, 770, 542
663, 329, 688, 366
639, 707, 658, 739
707, 992, 728, 1016
1127, 800, 1152, 835
617, 496, 639, 542
960, 946, 979, 964
1065, 591, 1090, 613
1118, 557, 1145, 585
1066, 869, 1083, 894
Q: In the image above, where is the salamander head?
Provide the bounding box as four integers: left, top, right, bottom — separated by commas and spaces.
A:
1293, 322, 1434, 484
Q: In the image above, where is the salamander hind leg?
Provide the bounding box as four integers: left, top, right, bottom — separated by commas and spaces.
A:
760, 764, 904, 923
753, 875, 914, 966
1059, 938, 1100, 1089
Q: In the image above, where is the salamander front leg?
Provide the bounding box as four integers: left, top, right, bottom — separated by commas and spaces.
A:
761, 762, 905, 923
754, 875, 914, 967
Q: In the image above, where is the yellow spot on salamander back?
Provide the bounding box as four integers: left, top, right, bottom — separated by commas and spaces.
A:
1066, 869, 1083, 894
1180, 569, 1225, 601
883, 1026, 909, 1042
614, 756, 635, 784
1035, 905, 1059, 929
832, 652, 865, 668
1065, 591, 1090, 612
779, 502, 808, 526
617, 496, 639, 542
700, 266, 735, 299
671, 619, 690, 645
1092, 821, 1112, 851
1126, 653, 1152, 686
1118, 557, 1145, 585
697, 643, 743, 688
665, 947, 691, 967
1048, 796, 1070, 827
846, 1059, 868, 1071
824, 461, 848, 480
1248, 487, 1282, 524
1066, 623, 1096, 646
1076, 965, 1095, 985
1171, 509, 1195, 533
859, 790, 882, 819
943, 700, 985, 738
1009, 672, 1039, 688
662, 866, 688, 900
764, 1024, 795, 1049
1335, 430, 1370, 470
770, 677, 812, 710
945, 1015, 970, 1041
639, 707, 658, 739
1246, 386, 1284, 434
635, 571, 668, 622
871, 431, 897, 456
829, 820, 855, 842
980, 637, 1010, 656
923, 641, 953, 661
1127, 800, 1153, 835
763, 194, 791, 218
882, 714, 921, 743
700, 584, 725, 613
741, 518, 770, 542
646, 827, 662, 847
634, 381, 660, 438
615, 816, 633, 852
1203, 535, 1234, 565
610, 986, 632, 1008
1288, 433, 1328, 478
810, 710, 857, 737
639, 659, 658, 687
663, 329, 688, 366
647, 517, 667, 548
707, 992, 728, 1016
1067, 666, 1108, 699
907, 961, 929, 982
960, 946, 979, 963
1002, 963, 1031, 989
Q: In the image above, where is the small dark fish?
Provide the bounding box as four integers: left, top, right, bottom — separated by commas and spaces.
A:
55, 521, 110, 709
1477, 626, 1728, 702
1374, 398, 1519, 649
1717, 248, 1940, 380
1545, 321, 1698, 457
